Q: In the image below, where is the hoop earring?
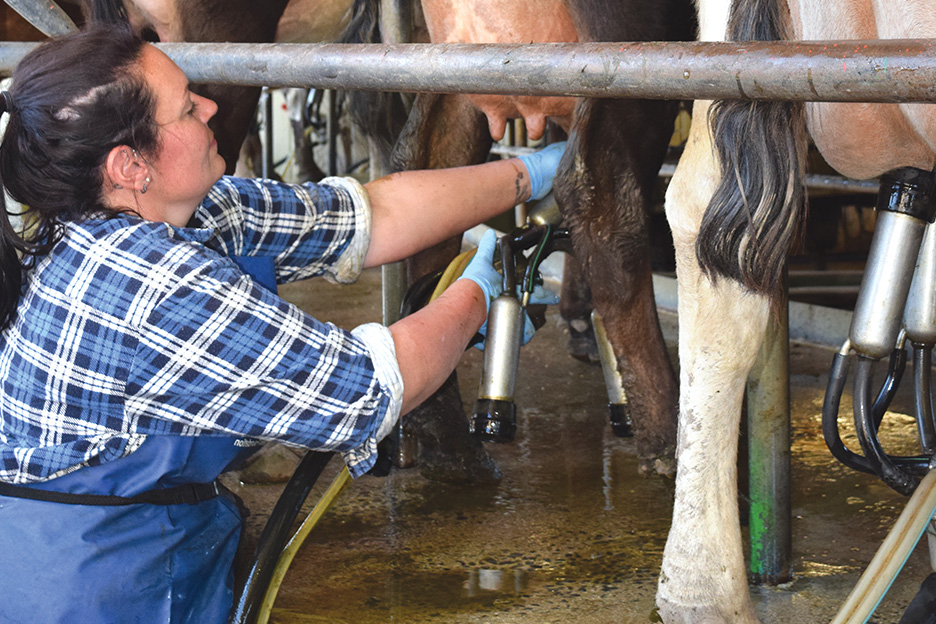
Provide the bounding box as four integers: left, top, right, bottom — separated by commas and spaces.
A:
141, 176, 151, 194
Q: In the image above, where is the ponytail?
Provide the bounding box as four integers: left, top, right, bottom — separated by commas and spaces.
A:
0, 90, 25, 330
0, 25, 157, 331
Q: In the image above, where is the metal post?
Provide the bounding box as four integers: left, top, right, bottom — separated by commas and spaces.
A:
260, 87, 274, 180
378, 0, 415, 468
746, 286, 793, 584
369, 144, 405, 322
326, 89, 338, 177
379, 0, 413, 47
4, 0, 75, 37
376, 0, 413, 329
147, 40, 936, 102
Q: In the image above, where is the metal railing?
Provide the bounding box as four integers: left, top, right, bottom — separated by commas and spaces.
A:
0, 39, 934, 103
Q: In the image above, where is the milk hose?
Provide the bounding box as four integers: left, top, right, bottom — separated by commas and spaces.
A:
832, 469, 936, 624
913, 343, 936, 453
521, 224, 553, 306
853, 356, 920, 495
822, 340, 914, 477
236, 250, 477, 624
822, 343, 876, 475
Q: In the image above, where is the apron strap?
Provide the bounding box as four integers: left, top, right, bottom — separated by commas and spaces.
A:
0, 479, 223, 506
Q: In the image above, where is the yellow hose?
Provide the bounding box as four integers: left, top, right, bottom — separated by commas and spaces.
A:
256, 249, 476, 622
258, 465, 351, 624
430, 248, 476, 302
831, 469, 936, 624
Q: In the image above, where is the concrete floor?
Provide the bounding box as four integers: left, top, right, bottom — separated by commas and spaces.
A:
225, 267, 934, 624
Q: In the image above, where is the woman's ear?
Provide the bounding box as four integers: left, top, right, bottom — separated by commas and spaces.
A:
104, 145, 148, 191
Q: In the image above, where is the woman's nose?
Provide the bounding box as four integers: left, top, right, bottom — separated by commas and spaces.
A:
195, 93, 218, 122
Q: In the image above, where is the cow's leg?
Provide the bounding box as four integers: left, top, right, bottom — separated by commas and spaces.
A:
559, 255, 599, 363
656, 98, 764, 624
555, 96, 679, 476
392, 92, 501, 484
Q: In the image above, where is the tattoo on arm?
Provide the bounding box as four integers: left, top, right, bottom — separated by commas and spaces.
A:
514, 168, 528, 205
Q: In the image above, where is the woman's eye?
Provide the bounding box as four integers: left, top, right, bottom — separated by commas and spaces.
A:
188, 102, 198, 116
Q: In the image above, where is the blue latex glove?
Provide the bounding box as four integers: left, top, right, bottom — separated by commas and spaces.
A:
457, 229, 502, 314
517, 141, 566, 201
475, 283, 560, 350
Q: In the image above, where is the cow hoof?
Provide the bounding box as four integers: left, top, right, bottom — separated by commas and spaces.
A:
655, 599, 759, 624
404, 372, 503, 485
638, 454, 676, 478
564, 317, 600, 364
417, 448, 502, 485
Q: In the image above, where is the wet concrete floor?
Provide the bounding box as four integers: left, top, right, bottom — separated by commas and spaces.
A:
225, 267, 934, 624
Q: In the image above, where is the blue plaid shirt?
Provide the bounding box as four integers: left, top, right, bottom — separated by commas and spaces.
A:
0, 176, 403, 483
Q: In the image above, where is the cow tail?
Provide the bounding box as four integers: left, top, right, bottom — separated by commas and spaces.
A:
340, 0, 409, 157
85, 0, 129, 23
696, 0, 807, 296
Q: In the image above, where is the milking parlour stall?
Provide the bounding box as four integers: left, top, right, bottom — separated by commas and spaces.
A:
3, 1, 936, 623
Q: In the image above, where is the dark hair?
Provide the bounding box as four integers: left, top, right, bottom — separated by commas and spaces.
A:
0, 24, 158, 331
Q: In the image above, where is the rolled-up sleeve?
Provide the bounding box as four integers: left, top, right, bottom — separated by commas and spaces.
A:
192, 175, 372, 286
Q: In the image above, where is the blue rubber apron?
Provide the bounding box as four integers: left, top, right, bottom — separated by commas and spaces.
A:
0, 256, 276, 624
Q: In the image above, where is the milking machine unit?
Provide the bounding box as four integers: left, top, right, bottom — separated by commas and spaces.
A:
822, 167, 936, 496
469, 197, 572, 443
821, 167, 936, 624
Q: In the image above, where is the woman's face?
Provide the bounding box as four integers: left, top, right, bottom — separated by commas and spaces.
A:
137, 45, 226, 226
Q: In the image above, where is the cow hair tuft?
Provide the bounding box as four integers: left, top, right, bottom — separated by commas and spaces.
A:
696, 0, 808, 296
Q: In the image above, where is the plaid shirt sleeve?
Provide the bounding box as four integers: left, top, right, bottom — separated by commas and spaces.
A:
191, 175, 372, 286
126, 243, 402, 478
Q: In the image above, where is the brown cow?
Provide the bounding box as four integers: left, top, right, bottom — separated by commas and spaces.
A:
343, 0, 695, 481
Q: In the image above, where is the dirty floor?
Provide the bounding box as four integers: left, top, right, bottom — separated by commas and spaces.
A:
225, 267, 933, 624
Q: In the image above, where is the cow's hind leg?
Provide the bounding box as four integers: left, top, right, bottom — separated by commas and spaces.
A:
657, 99, 763, 624
559, 255, 600, 363
393, 92, 500, 484
554, 97, 679, 477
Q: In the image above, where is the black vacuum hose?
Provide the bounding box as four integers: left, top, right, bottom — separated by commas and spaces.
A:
872, 347, 908, 428
230, 451, 334, 624
913, 344, 936, 453
823, 351, 876, 474
854, 357, 920, 496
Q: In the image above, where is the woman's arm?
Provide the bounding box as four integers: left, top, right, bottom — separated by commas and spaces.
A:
387, 228, 502, 414
389, 277, 487, 414
362, 157, 529, 268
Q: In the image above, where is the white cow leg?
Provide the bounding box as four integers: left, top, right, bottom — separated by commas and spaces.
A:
656, 99, 767, 624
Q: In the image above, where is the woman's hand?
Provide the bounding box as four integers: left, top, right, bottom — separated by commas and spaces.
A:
518, 141, 566, 200
456, 229, 501, 314
364, 142, 567, 269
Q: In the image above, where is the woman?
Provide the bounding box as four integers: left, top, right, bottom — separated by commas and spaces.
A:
0, 25, 564, 623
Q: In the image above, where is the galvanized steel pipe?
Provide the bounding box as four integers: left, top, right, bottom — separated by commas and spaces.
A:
1, 40, 936, 102
3, 0, 76, 37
